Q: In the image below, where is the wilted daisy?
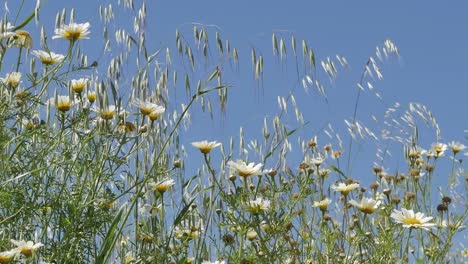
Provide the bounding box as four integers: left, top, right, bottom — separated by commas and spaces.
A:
448, 141, 466, 155
191, 140, 221, 154
70, 78, 88, 93
11, 30, 32, 49
228, 160, 263, 177
331, 182, 360, 195
349, 197, 381, 214
1, 72, 21, 88
0, 31, 15, 42
390, 208, 436, 231
53, 22, 91, 41
48, 95, 74, 112
312, 198, 332, 211
431, 142, 447, 158
150, 178, 175, 193
246, 197, 270, 214
0, 250, 17, 263
32, 50, 65, 65
10, 239, 44, 257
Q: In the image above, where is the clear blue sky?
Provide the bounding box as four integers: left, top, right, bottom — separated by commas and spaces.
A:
6, 0, 467, 189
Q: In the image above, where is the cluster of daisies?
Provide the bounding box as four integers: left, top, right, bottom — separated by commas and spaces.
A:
0, 20, 167, 133
189, 138, 467, 234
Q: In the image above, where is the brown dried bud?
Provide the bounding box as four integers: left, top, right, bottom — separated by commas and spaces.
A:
442, 196, 452, 204
370, 182, 379, 191
437, 203, 448, 212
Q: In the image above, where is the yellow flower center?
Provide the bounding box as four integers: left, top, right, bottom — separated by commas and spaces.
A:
64, 30, 83, 41
198, 146, 212, 154
20, 247, 33, 257
0, 256, 12, 263
402, 217, 422, 225
57, 101, 72, 112
140, 107, 153, 116
87, 93, 97, 103
149, 112, 162, 121
72, 83, 86, 93
155, 184, 171, 193
41, 57, 54, 65
359, 206, 375, 214
100, 111, 116, 120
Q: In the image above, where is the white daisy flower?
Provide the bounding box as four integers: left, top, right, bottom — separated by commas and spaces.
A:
390, 208, 436, 231
191, 140, 221, 154
312, 198, 332, 211
349, 197, 381, 214
246, 197, 270, 214
32, 50, 65, 65
331, 182, 360, 195
228, 160, 263, 177
10, 239, 44, 257
149, 178, 175, 193
53, 22, 91, 41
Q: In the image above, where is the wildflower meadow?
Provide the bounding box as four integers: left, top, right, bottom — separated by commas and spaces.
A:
0, 1, 466, 263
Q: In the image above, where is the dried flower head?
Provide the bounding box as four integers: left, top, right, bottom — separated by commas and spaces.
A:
11, 30, 32, 48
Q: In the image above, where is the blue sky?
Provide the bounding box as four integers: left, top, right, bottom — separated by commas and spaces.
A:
6, 0, 467, 189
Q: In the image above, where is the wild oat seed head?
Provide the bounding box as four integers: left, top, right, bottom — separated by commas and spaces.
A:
53, 22, 91, 41
191, 140, 221, 154
390, 208, 435, 231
